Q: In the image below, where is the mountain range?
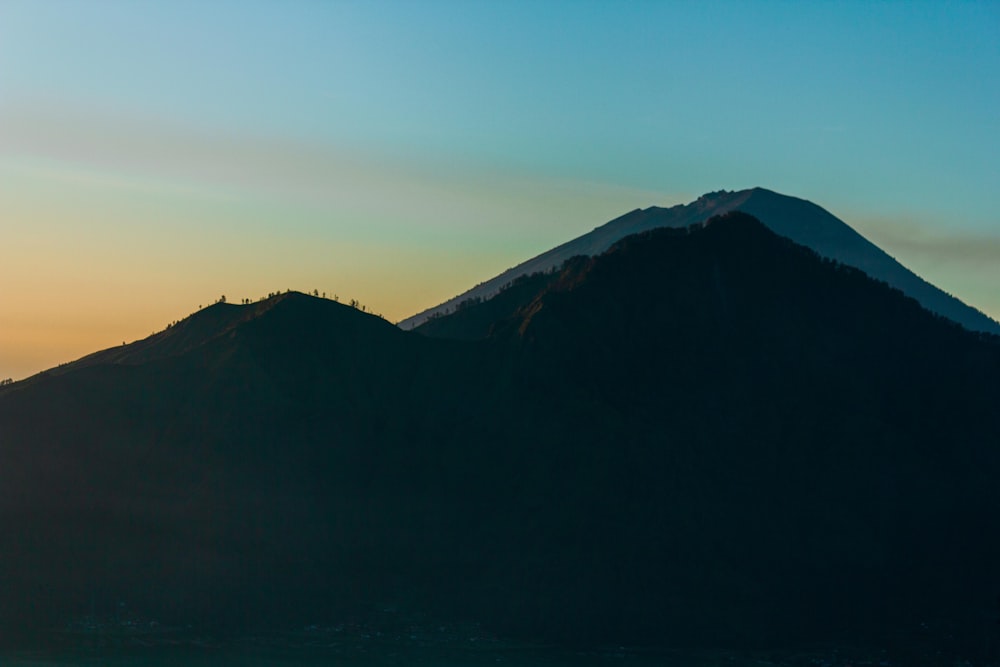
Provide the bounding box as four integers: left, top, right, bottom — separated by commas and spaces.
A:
1, 196, 999, 662
400, 188, 1000, 335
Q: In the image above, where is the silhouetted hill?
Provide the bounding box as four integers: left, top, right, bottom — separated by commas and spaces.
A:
0, 292, 483, 639
32, 292, 400, 376
2, 218, 1000, 662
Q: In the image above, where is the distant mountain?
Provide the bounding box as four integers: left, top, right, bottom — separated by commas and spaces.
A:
2, 214, 1000, 661
400, 188, 1000, 335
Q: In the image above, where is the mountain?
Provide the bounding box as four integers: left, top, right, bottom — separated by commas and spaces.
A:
0, 292, 472, 639
400, 188, 1000, 335
2, 214, 1000, 661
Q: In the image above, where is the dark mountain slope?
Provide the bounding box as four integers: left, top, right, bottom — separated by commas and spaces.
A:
2, 219, 1000, 659
414, 269, 561, 340
416, 213, 1000, 650
0, 293, 494, 640
732, 188, 998, 335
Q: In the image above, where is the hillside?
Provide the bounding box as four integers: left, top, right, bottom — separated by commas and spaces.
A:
0, 292, 486, 640
420, 213, 1000, 650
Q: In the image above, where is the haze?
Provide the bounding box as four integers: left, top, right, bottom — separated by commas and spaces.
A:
2, 0, 999, 380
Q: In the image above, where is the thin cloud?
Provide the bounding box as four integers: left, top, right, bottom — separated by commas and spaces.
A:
0, 101, 685, 239
863, 218, 1000, 266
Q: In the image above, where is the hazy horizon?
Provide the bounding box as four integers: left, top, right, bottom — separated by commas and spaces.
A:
3, 1, 999, 380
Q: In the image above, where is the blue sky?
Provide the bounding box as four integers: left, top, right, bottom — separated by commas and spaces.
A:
1, 0, 998, 379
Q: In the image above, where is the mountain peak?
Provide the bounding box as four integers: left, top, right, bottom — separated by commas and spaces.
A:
400, 189, 1000, 335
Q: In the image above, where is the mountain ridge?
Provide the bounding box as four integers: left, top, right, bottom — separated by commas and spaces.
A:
2, 212, 1000, 660
400, 188, 1000, 335
18, 291, 402, 384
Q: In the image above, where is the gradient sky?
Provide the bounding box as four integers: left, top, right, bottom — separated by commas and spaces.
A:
2, 1, 999, 380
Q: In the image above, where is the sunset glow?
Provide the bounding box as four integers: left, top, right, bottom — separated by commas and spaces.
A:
2, 1, 998, 379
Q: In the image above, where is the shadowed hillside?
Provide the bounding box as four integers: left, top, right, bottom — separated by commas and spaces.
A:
0, 293, 490, 641
2, 215, 1000, 662
418, 213, 1000, 653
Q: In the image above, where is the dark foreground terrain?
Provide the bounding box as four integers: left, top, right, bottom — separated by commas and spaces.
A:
2, 213, 1000, 662
0, 622, 973, 667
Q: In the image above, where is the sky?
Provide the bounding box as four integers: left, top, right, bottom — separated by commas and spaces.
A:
1, 0, 998, 380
